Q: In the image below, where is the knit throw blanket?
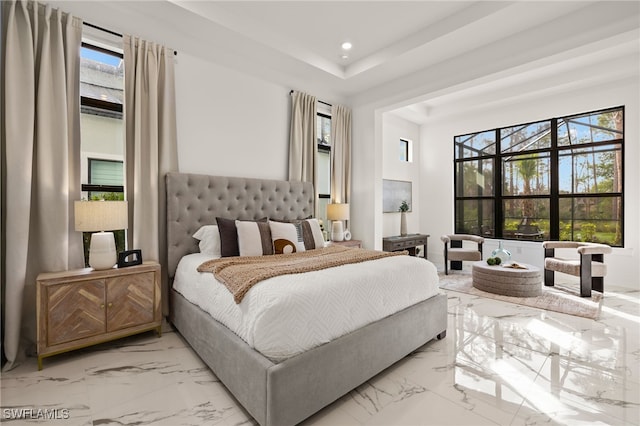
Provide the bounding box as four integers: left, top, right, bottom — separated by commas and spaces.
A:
197, 245, 408, 303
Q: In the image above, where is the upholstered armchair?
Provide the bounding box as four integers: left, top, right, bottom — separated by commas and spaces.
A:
441, 234, 484, 275
542, 241, 612, 297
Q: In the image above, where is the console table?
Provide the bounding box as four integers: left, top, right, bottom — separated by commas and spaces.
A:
382, 234, 429, 258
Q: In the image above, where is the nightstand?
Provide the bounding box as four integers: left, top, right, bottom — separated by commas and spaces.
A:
329, 239, 362, 248
36, 262, 162, 370
382, 234, 429, 258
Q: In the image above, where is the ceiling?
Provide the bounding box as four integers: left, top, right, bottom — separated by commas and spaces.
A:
50, 1, 640, 121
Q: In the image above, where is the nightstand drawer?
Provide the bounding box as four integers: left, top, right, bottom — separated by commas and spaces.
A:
390, 241, 409, 250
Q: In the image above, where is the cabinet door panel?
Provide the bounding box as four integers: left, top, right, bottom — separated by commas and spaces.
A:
106, 272, 155, 332
47, 280, 106, 345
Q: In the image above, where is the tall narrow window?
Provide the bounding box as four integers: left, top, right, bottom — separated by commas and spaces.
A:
80, 42, 125, 263
317, 112, 331, 238
400, 138, 411, 162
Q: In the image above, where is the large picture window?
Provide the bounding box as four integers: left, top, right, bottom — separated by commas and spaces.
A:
454, 106, 624, 247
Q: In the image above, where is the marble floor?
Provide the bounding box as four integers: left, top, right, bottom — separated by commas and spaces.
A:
2, 281, 639, 425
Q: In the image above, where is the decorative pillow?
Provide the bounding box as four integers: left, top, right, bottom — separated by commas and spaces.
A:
299, 218, 325, 250
270, 218, 325, 250
217, 217, 268, 257
236, 220, 273, 256
192, 225, 221, 257
269, 221, 306, 254
217, 217, 240, 257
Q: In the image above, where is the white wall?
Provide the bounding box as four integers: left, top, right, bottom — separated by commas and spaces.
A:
420, 77, 639, 289
382, 114, 421, 237
174, 52, 290, 180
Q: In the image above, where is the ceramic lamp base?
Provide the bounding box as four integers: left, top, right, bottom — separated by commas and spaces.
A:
331, 221, 344, 242
89, 231, 117, 270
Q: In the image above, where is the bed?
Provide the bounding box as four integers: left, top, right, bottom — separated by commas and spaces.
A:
166, 172, 447, 426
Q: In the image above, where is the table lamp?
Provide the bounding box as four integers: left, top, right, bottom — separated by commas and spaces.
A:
327, 203, 350, 242
75, 200, 128, 270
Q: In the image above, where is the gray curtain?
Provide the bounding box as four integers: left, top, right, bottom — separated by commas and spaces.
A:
1, 0, 83, 370
123, 35, 178, 315
288, 91, 317, 186
330, 104, 352, 205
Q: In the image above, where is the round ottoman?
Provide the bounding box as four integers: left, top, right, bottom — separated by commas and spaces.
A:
471, 261, 542, 297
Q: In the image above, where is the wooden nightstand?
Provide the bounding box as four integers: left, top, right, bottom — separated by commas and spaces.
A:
382, 234, 430, 258
329, 239, 362, 248
36, 262, 162, 370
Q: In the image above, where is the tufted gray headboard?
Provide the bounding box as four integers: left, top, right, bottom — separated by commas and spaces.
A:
166, 172, 314, 277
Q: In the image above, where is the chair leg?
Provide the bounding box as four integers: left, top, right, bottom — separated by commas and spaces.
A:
544, 269, 555, 287
592, 254, 604, 293
580, 254, 592, 297
444, 247, 449, 275
450, 240, 462, 271
592, 277, 604, 293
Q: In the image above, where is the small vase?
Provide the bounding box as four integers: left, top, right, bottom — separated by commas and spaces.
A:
400, 212, 407, 236
491, 241, 511, 263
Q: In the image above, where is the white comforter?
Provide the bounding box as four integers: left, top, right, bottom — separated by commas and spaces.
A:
173, 252, 440, 362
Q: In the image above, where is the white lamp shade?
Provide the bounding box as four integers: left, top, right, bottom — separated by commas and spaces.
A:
75, 200, 128, 232
327, 203, 350, 221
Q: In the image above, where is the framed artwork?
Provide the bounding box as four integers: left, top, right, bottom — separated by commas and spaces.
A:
383, 179, 412, 213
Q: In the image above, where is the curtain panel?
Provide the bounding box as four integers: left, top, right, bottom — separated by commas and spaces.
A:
288, 90, 317, 185
330, 104, 352, 205
1, 0, 83, 370
123, 35, 178, 315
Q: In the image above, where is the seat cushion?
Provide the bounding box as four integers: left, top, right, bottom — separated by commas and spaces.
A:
447, 248, 481, 262
544, 257, 607, 277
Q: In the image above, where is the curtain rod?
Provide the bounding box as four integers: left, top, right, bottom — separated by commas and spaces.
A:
289, 90, 331, 107
83, 22, 177, 56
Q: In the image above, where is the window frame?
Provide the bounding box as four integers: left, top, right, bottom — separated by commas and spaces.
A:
79, 41, 126, 265
400, 138, 410, 162
80, 42, 124, 197
453, 106, 624, 247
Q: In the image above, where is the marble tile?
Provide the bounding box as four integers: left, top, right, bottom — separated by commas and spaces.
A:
2, 287, 638, 426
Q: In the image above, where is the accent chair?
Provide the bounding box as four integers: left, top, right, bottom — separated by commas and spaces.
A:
542, 241, 612, 297
441, 234, 484, 275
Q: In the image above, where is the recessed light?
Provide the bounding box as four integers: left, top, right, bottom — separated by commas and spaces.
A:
341, 42, 352, 51
341, 54, 349, 60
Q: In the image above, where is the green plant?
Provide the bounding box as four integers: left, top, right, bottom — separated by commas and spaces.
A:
399, 200, 409, 212
580, 223, 597, 242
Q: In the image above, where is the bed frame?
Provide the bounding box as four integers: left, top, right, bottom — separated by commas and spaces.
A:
166, 172, 447, 426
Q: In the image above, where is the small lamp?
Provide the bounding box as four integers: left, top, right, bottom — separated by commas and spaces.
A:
327, 203, 350, 242
75, 200, 128, 270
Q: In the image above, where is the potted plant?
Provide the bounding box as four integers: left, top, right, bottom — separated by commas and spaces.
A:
399, 201, 409, 236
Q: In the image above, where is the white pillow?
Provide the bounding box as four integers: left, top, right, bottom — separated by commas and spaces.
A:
192, 225, 221, 257
235, 220, 273, 256
269, 221, 306, 254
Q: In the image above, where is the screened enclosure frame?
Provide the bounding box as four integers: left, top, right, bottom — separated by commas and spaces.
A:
453, 106, 624, 247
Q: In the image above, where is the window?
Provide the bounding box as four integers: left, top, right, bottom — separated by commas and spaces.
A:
317, 112, 331, 238
80, 42, 125, 264
454, 106, 624, 247
400, 138, 411, 162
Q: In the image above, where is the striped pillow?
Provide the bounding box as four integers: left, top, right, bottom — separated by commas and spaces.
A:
298, 218, 325, 250
235, 220, 274, 256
